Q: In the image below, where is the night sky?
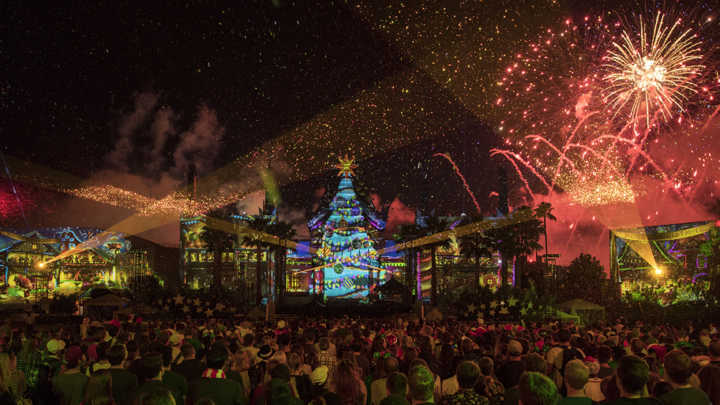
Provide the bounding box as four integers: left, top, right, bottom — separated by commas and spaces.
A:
2, 0, 713, 245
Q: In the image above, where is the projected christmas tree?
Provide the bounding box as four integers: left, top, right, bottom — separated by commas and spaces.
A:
309, 155, 386, 299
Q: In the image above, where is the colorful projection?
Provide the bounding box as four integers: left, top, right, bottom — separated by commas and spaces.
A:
310, 156, 386, 299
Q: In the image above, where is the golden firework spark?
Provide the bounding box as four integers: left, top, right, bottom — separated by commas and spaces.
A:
603, 14, 703, 126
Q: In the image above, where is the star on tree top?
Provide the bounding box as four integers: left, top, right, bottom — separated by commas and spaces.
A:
334, 154, 357, 177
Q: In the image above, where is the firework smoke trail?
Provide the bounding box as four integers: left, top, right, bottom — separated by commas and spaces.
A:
565, 143, 625, 180
489, 149, 553, 199
595, 135, 673, 184
551, 111, 599, 192
0, 151, 28, 227
701, 105, 720, 134
525, 135, 580, 174
432, 153, 482, 214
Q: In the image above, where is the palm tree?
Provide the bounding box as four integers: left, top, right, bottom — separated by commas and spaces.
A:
241, 208, 274, 305
483, 206, 544, 287
459, 216, 492, 291
266, 220, 297, 304
534, 202, 556, 289
200, 208, 236, 291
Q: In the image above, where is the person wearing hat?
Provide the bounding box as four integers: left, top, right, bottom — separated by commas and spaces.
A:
45, 339, 66, 379
307, 366, 341, 405
496, 340, 525, 395
52, 346, 87, 405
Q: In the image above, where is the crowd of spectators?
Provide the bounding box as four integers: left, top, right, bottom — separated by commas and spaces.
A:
0, 313, 718, 405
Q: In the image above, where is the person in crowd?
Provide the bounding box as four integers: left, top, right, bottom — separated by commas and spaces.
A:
135, 353, 174, 404
518, 372, 560, 405
696, 363, 720, 405
52, 345, 88, 405
652, 382, 673, 399
372, 356, 400, 405
15, 329, 42, 392
658, 349, 710, 405
288, 352, 312, 402
524, 353, 547, 374
308, 365, 341, 405
155, 344, 188, 405
173, 343, 205, 383
268, 363, 303, 405
188, 345, 246, 405
476, 356, 504, 402
707, 341, 720, 366
408, 366, 435, 405
5, 306, 720, 405
597, 346, 615, 379
440, 360, 489, 405
607, 355, 661, 405
558, 360, 592, 405
136, 387, 177, 405
497, 340, 525, 388
318, 337, 337, 379
45, 338, 66, 379
107, 344, 138, 405
547, 330, 584, 390
82, 371, 114, 405
380, 372, 409, 405
0, 351, 27, 403
583, 358, 605, 402
332, 359, 367, 405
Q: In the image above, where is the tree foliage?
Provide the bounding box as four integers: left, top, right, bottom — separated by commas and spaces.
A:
557, 253, 606, 303
482, 206, 545, 286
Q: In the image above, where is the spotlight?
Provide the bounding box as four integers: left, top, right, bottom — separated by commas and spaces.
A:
653, 267, 663, 276
37, 262, 46, 269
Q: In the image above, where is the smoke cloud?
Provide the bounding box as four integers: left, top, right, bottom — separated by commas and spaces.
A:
385, 197, 415, 233
172, 105, 224, 177
106, 92, 159, 170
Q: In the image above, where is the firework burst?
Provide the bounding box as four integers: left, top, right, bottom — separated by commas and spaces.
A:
603, 14, 704, 127
490, 11, 719, 210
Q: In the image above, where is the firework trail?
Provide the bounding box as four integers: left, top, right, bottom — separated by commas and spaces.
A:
433, 153, 482, 214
